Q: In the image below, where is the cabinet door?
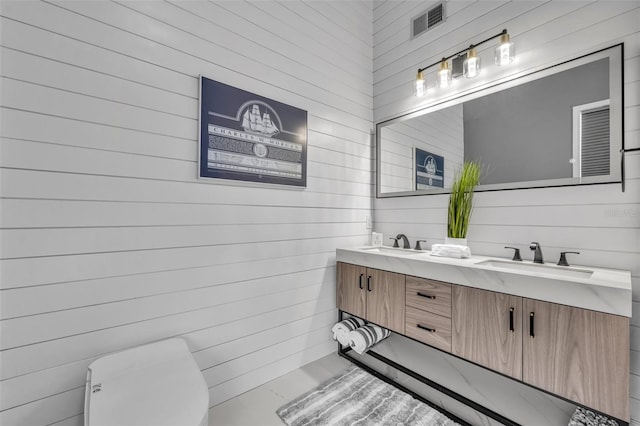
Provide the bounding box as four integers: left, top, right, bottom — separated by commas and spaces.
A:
336, 262, 366, 319
452, 286, 523, 379
523, 299, 630, 421
366, 268, 405, 334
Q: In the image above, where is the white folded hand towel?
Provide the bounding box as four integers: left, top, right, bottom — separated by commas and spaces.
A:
348, 324, 391, 355
331, 317, 365, 346
430, 243, 471, 259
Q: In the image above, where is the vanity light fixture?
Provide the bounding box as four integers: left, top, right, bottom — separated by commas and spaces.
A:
414, 70, 427, 97
414, 29, 515, 96
495, 31, 516, 66
436, 59, 452, 87
463, 47, 481, 78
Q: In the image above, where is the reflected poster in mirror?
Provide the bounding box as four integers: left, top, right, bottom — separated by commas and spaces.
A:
199, 76, 307, 187
376, 44, 623, 197
414, 148, 444, 189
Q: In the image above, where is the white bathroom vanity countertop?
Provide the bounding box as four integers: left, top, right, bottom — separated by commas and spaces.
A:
336, 246, 632, 317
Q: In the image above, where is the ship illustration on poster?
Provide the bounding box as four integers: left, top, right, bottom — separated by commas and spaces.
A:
241, 104, 280, 136
424, 156, 437, 176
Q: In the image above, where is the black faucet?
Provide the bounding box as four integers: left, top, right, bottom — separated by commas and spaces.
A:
529, 242, 544, 264
504, 246, 522, 261
396, 234, 411, 249
558, 251, 580, 266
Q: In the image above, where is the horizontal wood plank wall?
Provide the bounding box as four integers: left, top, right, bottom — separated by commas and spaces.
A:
373, 1, 639, 423
0, 1, 373, 425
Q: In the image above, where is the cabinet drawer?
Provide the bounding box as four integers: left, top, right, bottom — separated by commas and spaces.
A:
405, 306, 451, 352
406, 276, 451, 318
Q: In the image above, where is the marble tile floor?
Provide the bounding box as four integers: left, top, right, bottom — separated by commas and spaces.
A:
208, 353, 352, 426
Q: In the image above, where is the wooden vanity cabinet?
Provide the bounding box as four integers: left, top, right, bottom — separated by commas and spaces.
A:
336, 262, 405, 333
336, 260, 630, 421
452, 286, 523, 380
523, 299, 630, 421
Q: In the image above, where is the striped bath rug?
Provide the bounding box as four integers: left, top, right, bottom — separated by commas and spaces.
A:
276, 365, 459, 426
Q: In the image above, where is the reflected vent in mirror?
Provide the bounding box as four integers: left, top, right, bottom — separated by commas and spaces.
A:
573, 99, 611, 178
412, 3, 445, 39
581, 106, 610, 177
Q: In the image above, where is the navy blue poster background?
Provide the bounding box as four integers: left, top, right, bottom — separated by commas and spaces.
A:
414, 148, 444, 189
199, 76, 307, 187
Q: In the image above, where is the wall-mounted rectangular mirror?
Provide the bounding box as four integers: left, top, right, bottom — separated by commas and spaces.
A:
376, 44, 623, 197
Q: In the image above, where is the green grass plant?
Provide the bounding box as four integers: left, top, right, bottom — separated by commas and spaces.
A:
447, 161, 481, 239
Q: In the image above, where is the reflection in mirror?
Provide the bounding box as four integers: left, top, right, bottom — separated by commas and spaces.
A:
377, 45, 622, 197
380, 105, 463, 193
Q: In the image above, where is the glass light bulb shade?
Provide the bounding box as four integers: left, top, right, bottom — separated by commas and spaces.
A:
414, 72, 427, 97
463, 49, 481, 78
494, 33, 515, 66
436, 61, 451, 87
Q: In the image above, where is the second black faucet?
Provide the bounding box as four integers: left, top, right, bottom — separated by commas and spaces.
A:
529, 242, 544, 264
395, 234, 411, 249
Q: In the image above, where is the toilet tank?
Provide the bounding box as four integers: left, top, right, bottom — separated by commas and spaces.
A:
84, 338, 209, 426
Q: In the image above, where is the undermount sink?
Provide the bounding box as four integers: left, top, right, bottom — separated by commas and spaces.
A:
361, 247, 422, 257
477, 259, 594, 279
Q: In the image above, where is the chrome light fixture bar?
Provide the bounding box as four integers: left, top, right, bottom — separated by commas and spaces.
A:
414, 29, 515, 97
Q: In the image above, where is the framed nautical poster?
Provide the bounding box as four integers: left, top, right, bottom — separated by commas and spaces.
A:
199, 76, 307, 187
414, 148, 444, 189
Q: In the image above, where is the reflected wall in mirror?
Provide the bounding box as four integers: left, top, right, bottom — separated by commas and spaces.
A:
377, 44, 623, 197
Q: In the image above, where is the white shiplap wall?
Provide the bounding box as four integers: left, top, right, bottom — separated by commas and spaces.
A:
373, 1, 640, 424
0, 1, 372, 425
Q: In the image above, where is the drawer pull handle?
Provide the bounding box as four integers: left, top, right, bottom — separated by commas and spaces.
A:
417, 324, 436, 333
367, 276, 372, 292
358, 273, 364, 290
529, 312, 535, 338
417, 292, 436, 300
509, 307, 514, 332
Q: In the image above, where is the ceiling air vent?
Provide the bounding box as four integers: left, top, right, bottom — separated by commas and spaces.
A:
411, 2, 445, 39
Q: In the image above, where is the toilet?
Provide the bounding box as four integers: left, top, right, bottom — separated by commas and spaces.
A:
84, 338, 209, 426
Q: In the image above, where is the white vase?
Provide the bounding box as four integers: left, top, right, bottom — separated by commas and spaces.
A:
445, 237, 468, 246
